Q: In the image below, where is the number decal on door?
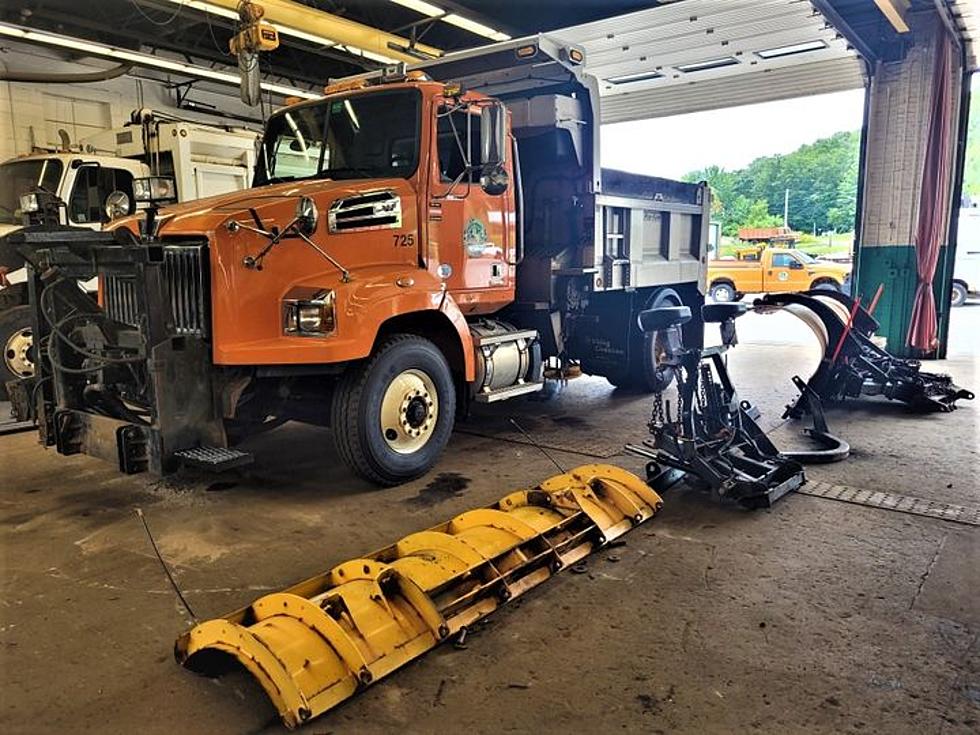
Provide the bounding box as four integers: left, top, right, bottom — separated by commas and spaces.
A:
393, 233, 415, 247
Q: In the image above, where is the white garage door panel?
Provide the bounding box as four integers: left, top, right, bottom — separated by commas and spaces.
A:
600, 56, 867, 123
554, 0, 866, 123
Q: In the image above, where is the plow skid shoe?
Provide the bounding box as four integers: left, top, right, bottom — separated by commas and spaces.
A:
175, 464, 662, 729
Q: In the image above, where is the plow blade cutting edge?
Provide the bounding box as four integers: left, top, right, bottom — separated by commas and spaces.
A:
175, 464, 662, 728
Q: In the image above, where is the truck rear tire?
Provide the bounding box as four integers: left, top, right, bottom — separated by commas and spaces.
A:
605, 291, 679, 393
331, 334, 456, 486
951, 281, 968, 307
709, 282, 739, 303
1, 306, 34, 401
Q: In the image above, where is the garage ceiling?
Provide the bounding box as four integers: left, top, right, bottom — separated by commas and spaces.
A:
0, 0, 976, 122
555, 0, 866, 123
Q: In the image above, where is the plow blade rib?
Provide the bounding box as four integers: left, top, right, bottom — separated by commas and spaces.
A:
175, 464, 662, 728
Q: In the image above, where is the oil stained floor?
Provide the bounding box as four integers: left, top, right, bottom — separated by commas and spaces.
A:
1, 307, 978, 734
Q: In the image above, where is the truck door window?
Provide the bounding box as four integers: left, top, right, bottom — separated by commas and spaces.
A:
437, 108, 481, 183
68, 166, 135, 224
771, 253, 795, 268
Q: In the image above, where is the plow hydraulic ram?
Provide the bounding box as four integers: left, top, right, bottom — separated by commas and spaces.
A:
175, 464, 662, 728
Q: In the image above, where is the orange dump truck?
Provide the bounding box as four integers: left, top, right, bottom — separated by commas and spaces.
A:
707, 247, 851, 302
6, 37, 709, 484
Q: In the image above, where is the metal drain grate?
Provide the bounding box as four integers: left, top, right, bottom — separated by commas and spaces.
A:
798, 481, 980, 527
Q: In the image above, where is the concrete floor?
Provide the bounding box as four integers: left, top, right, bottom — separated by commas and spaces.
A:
1, 305, 978, 735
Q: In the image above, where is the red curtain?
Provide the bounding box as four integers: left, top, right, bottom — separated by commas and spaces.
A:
908, 33, 956, 352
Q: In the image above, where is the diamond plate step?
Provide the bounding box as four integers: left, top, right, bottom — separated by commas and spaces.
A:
798, 481, 980, 527
174, 446, 254, 472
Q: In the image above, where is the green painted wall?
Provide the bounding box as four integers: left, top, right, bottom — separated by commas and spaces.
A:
854, 245, 952, 358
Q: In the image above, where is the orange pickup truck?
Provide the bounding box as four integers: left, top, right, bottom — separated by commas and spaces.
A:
707, 247, 851, 302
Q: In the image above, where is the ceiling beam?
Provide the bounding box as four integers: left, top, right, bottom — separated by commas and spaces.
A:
173, 0, 442, 62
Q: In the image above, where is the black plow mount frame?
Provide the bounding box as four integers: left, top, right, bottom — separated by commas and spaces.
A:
626, 303, 846, 510
6, 223, 232, 476
756, 290, 974, 416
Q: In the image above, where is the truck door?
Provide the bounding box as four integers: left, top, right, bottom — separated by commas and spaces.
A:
427, 105, 512, 314
767, 251, 807, 292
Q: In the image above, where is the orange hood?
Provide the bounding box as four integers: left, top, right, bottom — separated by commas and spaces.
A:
109, 179, 401, 238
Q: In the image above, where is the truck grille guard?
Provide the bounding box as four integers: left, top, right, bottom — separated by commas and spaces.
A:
175, 464, 663, 729
10, 226, 223, 475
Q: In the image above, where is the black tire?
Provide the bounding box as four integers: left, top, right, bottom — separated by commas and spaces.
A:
951, 281, 968, 308
812, 280, 840, 292
331, 334, 456, 486
1, 305, 34, 401
607, 291, 680, 393
709, 282, 738, 302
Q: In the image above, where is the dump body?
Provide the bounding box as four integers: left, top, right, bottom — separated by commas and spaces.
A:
9, 36, 709, 482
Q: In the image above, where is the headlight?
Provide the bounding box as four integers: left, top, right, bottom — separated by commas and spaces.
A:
283, 288, 335, 337
104, 190, 132, 220
19, 192, 39, 213
133, 176, 177, 205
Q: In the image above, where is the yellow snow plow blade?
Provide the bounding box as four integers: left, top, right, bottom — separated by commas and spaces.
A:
175, 464, 662, 728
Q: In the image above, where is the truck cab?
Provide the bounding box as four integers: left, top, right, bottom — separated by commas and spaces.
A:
8, 36, 709, 484
707, 247, 850, 302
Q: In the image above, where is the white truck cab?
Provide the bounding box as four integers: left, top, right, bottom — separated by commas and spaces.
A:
953, 206, 980, 307
1, 113, 259, 397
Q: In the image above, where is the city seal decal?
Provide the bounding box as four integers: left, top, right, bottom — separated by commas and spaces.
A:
463, 217, 500, 257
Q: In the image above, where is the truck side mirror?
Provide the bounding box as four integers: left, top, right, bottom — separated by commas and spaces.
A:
480, 104, 509, 195
480, 104, 507, 168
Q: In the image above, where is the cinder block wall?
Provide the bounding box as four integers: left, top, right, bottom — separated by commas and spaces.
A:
0, 40, 265, 163
854, 12, 962, 357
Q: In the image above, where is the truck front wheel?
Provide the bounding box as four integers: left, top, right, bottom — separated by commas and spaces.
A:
1, 306, 35, 401
331, 334, 456, 486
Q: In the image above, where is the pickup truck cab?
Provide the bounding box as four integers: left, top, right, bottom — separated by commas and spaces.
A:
707, 247, 851, 302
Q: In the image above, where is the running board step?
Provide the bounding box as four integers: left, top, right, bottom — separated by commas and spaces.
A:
175, 464, 663, 729
174, 446, 253, 472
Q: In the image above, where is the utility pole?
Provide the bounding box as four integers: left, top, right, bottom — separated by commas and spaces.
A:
783, 188, 789, 228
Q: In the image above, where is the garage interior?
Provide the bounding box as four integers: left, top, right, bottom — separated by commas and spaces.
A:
0, 1, 977, 734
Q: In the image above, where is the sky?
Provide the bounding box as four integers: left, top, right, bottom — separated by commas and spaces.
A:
600, 88, 867, 180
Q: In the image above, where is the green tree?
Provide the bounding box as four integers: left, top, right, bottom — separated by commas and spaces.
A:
684, 130, 860, 234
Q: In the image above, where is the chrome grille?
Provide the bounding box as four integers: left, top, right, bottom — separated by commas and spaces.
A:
328, 190, 401, 233
104, 274, 139, 329
104, 243, 208, 337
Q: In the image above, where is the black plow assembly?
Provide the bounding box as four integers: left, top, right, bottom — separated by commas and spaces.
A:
627, 289, 972, 511
625, 302, 840, 509
757, 290, 974, 415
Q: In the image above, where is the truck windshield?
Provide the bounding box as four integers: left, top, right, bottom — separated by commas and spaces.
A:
254, 89, 421, 185
0, 158, 64, 225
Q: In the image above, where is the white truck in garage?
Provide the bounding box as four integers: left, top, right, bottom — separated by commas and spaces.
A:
952, 205, 980, 307
0, 111, 258, 396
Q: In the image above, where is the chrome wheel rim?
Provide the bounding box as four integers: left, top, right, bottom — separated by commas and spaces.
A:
380, 369, 438, 454
4, 326, 34, 378
713, 285, 733, 302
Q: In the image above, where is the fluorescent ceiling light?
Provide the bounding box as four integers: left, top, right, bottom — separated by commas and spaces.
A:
441, 14, 510, 42
0, 22, 321, 99
756, 40, 828, 59
388, 1, 510, 42
675, 57, 740, 73
161, 0, 398, 63
606, 70, 663, 85
390, 0, 443, 17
